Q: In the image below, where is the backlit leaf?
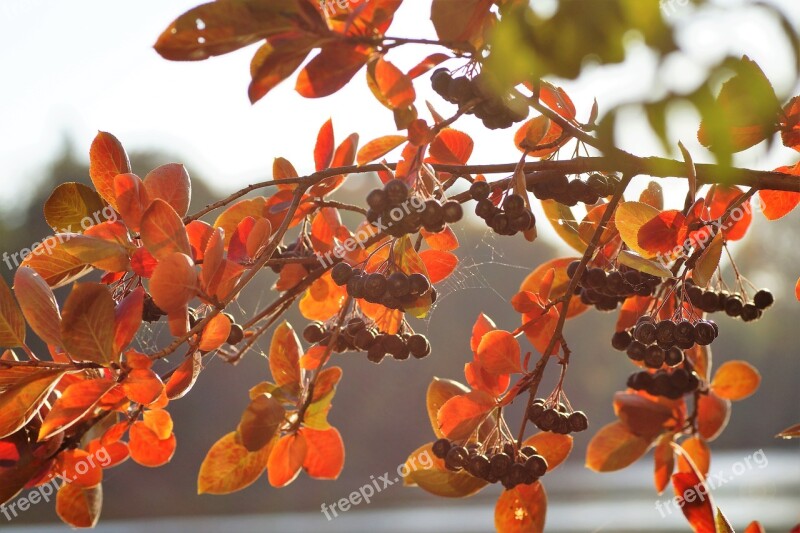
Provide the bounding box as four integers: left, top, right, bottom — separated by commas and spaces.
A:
476, 330, 521, 375
677, 436, 710, 478
267, 432, 307, 487
165, 350, 203, 400
299, 271, 347, 322
523, 432, 573, 471
0, 367, 65, 439
61, 283, 116, 365
149, 252, 198, 314
140, 199, 191, 261
123, 368, 165, 406
404, 442, 487, 497
198, 432, 273, 495
697, 391, 731, 441
357, 135, 406, 165
39, 378, 118, 441
615, 201, 661, 258
0, 275, 25, 348
114, 173, 151, 233
113, 287, 144, 354
653, 433, 675, 494
300, 426, 344, 480
711, 360, 760, 401
671, 471, 715, 532
56, 482, 102, 528
295, 44, 370, 98
426, 377, 470, 438
249, 37, 315, 103
427, 128, 473, 165
437, 390, 495, 440
143, 163, 192, 217
419, 250, 458, 284
760, 162, 800, 219
198, 313, 232, 352
269, 322, 302, 391
617, 250, 672, 278
706, 185, 752, 241
238, 393, 285, 452
89, 131, 130, 210
430, 0, 493, 43
692, 231, 724, 287
314, 119, 335, 171
585, 421, 653, 472
638, 209, 686, 256
495, 481, 547, 533
44, 182, 107, 234
129, 421, 176, 467
367, 56, 416, 109
14, 266, 62, 347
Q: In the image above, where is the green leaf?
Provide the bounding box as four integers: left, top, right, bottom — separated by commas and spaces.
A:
617, 250, 672, 278
540, 200, 586, 253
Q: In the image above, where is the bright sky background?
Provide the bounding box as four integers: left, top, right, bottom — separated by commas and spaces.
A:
0, 0, 798, 243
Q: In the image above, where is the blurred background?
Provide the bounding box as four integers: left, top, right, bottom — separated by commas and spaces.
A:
0, 0, 798, 531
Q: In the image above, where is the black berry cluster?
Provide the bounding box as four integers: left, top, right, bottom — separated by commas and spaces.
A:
528, 173, 619, 207
526, 399, 589, 434
366, 179, 462, 236
613, 315, 718, 368
684, 280, 773, 322
366, 331, 431, 363
331, 263, 437, 312
627, 367, 700, 399
269, 241, 315, 274
568, 262, 660, 312
430, 69, 529, 130
304, 317, 373, 353
432, 438, 548, 490
470, 183, 536, 236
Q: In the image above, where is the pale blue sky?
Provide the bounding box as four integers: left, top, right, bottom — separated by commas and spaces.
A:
0, 0, 798, 238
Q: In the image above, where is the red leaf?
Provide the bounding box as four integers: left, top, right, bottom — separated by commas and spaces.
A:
419, 250, 458, 283
300, 427, 344, 480
123, 368, 165, 405
672, 471, 715, 533
0, 368, 65, 439
638, 210, 686, 255
470, 313, 496, 353
539, 82, 577, 120
56, 482, 101, 528
514, 115, 567, 158
186, 220, 214, 262
310, 208, 343, 254
39, 378, 118, 441
494, 481, 547, 533
760, 162, 800, 219
89, 131, 130, 210
427, 128, 473, 165
421, 226, 459, 251
614, 392, 681, 440
267, 433, 307, 487
430, 0, 493, 43
131, 247, 158, 278
780, 95, 800, 150
314, 119, 335, 171
295, 44, 370, 98
464, 360, 509, 397
476, 330, 521, 375
165, 351, 202, 400
520, 257, 587, 318
653, 434, 675, 494
437, 390, 495, 440
697, 391, 731, 441
143, 163, 191, 218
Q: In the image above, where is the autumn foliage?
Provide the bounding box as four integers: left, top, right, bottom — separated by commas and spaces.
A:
2, 1, 800, 531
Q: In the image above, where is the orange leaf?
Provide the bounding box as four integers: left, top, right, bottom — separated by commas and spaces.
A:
300, 345, 328, 371
114, 173, 151, 232
269, 321, 302, 391
711, 360, 760, 401
131, 247, 158, 279
706, 185, 752, 241
494, 481, 547, 533
519, 297, 560, 355
113, 287, 144, 354
197, 432, 273, 495
123, 368, 165, 405
464, 360, 510, 397
781, 95, 800, 150
310, 207, 342, 254
520, 257, 587, 319
0, 368, 65, 439
613, 392, 682, 439
165, 351, 203, 400
476, 330, 521, 375
744, 521, 767, 533
677, 436, 710, 478
56, 482, 102, 528
14, 266, 62, 347
403, 442, 488, 497
198, 313, 232, 352
309, 133, 359, 196
0, 275, 25, 348
759, 163, 800, 219
267, 433, 307, 487
671, 471, 715, 532
39, 379, 118, 441
149, 252, 198, 314
697, 391, 731, 441
213, 197, 267, 246
437, 390, 495, 440
427, 128, 473, 165
585, 421, 653, 472
143, 163, 191, 217
58, 448, 104, 488
514, 115, 567, 157
19, 238, 92, 289
295, 44, 369, 98
272, 157, 299, 188
653, 433, 675, 494
357, 135, 407, 165
89, 131, 130, 210
43, 182, 107, 234
426, 377, 470, 438
129, 421, 176, 467
368, 56, 416, 109
248, 37, 315, 104
314, 119, 335, 171
299, 271, 347, 322
421, 225, 459, 251
143, 409, 174, 440
419, 250, 458, 284
300, 426, 344, 480
61, 283, 116, 365
238, 394, 285, 452
523, 432, 573, 471
140, 199, 191, 260
470, 313, 496, 353
407, 52, 450, 80
88, 437, 129, 469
